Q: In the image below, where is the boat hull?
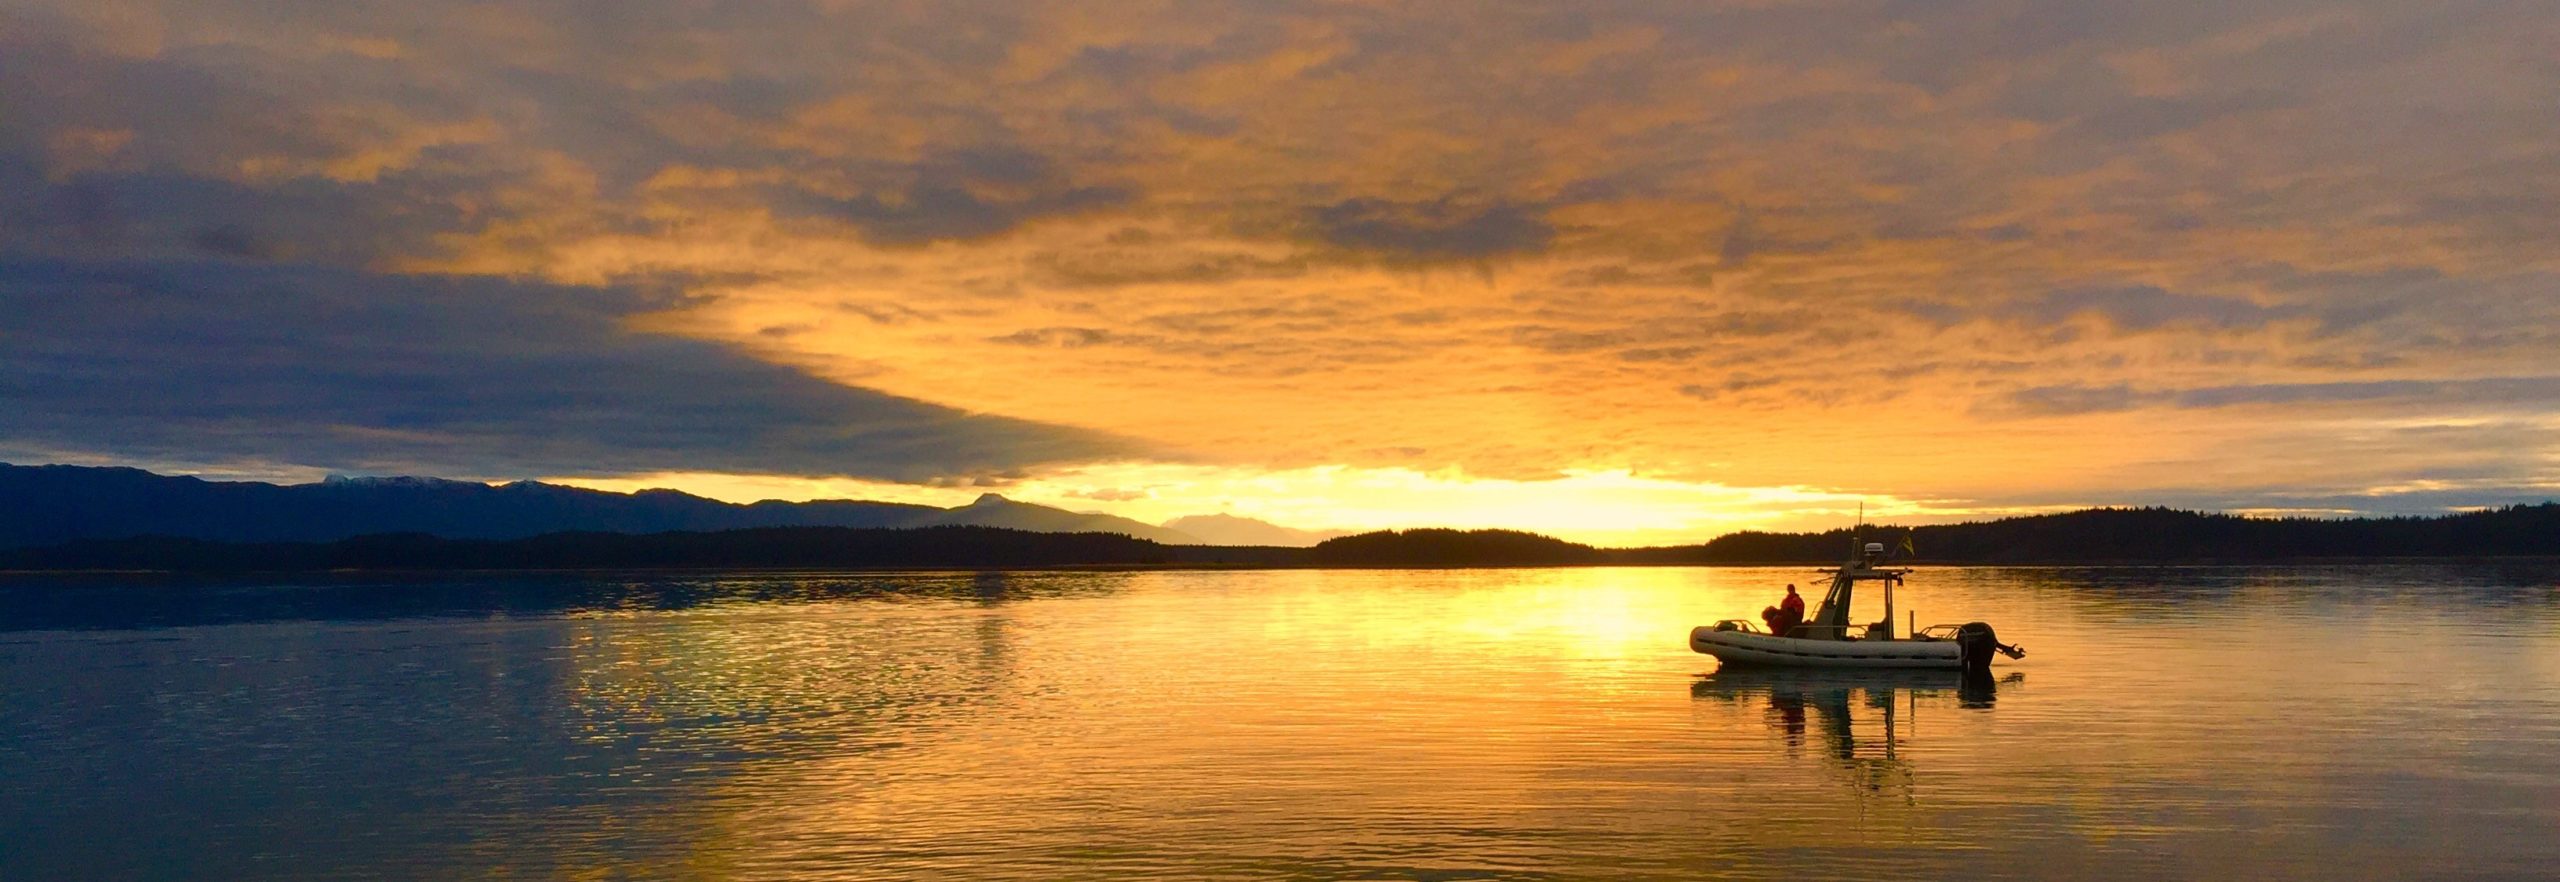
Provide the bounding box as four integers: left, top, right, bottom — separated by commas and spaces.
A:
1689, 626, 1963, 669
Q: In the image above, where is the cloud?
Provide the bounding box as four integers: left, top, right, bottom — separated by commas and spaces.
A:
0, 153, 485, 267
1304, 198, 1554, 261
2025, 285, 2300, 332
0, 258, 1138, 481
986, 326, 1156, 348
1998, 377, 2560, 416
2, 0, 2558, 519
1718, 204, 1759, 266
769, 148, 1136, 244
791, 181, 1132, 244
1028, 234, 1312, 288
2001, 383, 2156, 416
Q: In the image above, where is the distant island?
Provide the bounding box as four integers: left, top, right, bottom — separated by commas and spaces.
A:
0, 462, 2552, 572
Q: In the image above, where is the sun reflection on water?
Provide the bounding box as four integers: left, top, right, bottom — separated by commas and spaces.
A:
3, 564, 2558, 879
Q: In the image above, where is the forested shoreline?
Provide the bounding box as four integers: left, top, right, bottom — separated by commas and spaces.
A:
3, 505, 2553, 572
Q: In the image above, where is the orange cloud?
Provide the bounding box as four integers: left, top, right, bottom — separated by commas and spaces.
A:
4, 1, 2557, 529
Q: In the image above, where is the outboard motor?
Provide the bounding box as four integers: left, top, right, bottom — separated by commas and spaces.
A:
1955, 622, 2026, 675
1958, 669, 1999, 708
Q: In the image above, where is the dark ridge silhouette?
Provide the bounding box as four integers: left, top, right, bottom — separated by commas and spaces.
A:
1, 503, 2553, 573
0, 526, 1299, 572
0, 464, 1195, 547
1308, 529, 1605, 566
0, 526, 1598, 572
1612, 504, 2560, 563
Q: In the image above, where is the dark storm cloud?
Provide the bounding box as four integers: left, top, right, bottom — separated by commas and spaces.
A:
0, 259, 1136, 480
1305, 198, 1554, 260
0, 155, 477, 266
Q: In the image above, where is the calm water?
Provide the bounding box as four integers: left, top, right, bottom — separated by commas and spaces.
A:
4, 565, 2558, 880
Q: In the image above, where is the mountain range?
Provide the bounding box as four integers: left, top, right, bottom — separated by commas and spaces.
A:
1161, 513, 1351, 546
0, 463, 1330, 548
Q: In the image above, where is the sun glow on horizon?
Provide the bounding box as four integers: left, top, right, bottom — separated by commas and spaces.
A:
10, 1, 2557, 523
553, 462, 2053, 546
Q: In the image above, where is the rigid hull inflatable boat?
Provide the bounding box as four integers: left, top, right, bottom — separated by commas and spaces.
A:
1689, 541, 2024, 672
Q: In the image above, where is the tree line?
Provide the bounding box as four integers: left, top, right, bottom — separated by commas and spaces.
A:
1613, 504, 2560, 563
3, 506, 2552, 572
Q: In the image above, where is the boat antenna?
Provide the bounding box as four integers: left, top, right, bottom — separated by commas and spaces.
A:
1846, 499, 1863, 562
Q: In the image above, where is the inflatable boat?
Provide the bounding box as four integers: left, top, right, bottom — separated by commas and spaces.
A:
1689, 540, 2023, 672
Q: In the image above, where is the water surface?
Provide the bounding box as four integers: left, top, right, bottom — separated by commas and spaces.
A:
4, 565, 2557, 879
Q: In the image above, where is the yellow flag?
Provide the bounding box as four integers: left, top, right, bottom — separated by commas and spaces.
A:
1898, 534, 1916, 556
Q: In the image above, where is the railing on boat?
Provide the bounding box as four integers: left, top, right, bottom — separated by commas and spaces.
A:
1710, 620, 1861, 638
1710, 620, 1971, 642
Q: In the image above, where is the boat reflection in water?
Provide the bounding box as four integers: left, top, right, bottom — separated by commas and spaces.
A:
1692, 668, 2024, 799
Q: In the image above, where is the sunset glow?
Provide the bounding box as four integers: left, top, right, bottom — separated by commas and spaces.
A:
559, 464, 2046, 546
7, 1, 2557, 539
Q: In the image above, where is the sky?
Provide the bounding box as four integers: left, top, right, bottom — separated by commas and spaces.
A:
3, 1, 2557, 545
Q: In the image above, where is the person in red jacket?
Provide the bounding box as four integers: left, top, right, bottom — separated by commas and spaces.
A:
1762, 584, 1807, 637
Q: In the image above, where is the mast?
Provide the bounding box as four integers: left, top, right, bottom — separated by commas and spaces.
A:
1808, 505, 1906, 640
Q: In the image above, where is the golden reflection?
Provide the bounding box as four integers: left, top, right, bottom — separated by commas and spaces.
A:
1692, 669, 2023, 802
365, 564, 2560, 877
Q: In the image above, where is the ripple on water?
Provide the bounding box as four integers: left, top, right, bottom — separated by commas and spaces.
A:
2, 563, 2557, 880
